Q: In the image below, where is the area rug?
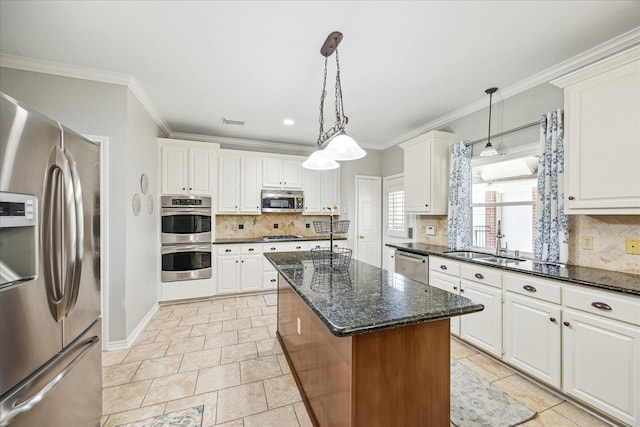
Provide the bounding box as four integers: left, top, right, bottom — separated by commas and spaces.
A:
451, 359, 536, 427
263, 293, 277, 306
116, 405, 203, 427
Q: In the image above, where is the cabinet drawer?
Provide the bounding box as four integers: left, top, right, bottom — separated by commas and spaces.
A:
263, 243, 283, 253
241, 245, 262, 254
263, 271, 278, 289
279, 242, 308, 252
430, 257, 461, 277
461, 264, 502, 288
504, 273, 561, 304
564, 286, 640, 326
217, 245, 240, 255
430, 271, 461, 293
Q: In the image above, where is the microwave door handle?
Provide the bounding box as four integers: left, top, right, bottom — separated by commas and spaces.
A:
63, 147, 84, 315
42, 146, 70, 322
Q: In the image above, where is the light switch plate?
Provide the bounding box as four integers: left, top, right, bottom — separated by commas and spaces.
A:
581, 236, 593, 250
426, 226, 436, 235
626, 239, 640, 255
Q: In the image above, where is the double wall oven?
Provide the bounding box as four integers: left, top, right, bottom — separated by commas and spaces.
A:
161, 195, 212, 282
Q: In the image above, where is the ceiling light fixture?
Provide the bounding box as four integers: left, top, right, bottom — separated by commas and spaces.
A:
283, 118, 295, 126
302, 31, 365, 170
480, 87, 499, 157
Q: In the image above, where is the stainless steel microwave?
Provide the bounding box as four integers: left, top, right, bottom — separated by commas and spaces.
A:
261, 190, 304, 213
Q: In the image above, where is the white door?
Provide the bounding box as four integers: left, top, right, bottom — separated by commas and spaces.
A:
355, 176, 381, 267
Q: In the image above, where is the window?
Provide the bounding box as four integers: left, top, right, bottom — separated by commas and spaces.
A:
384, 174, 406, 238
471, 146, 538, 255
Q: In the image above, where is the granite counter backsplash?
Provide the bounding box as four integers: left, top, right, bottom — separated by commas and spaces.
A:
264, 251, 484, 337
386, 242, 640, 296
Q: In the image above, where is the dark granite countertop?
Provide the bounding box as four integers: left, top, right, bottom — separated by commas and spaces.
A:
264, 251, 484, 337
386, 242, 640, 297
214, 236, 347, 244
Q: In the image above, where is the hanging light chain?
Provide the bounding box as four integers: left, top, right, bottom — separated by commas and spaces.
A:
318, 56, 329, 145
318, 47, 349, 146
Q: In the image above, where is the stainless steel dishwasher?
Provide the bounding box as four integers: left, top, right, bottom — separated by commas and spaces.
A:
394, 250, 429, 284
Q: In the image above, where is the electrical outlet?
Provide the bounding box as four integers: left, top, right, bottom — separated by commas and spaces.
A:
581, 236, 594, 250
626, 239, 640, 255
296, 317, 301, 335
425, 226, 436, 236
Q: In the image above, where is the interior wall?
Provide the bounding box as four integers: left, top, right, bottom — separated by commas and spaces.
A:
125, 91, 161, 336
0, 67, 164, 341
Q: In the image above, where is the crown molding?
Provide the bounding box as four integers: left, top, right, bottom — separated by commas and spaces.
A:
381, 26, 640, 150
169, 131, 317, 154
0, 53, 171, 135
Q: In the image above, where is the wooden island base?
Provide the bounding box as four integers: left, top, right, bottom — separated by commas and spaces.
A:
277, 277, 451, 427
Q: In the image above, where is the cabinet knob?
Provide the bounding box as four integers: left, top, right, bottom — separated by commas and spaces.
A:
359, 235, 364, 239
248, 248, 254, 251
460, 288, 465, 293
235, 260, 239, 263
271, 247, 276, 250
440, 265, 447, 270
453, 286, 458, 291
523, 285, 537, 293
189, 187, 192, 190
549, 317, 556, 323
182, 187, 186, 190
563, 321, 570, 327
425, 204, 429, 207
296, 246, 302, 249
568, 196, 575, 200
474, 273, 484, 280
270, 279, 276, 282
225, 249, 232, 252
235, 205, 238, 209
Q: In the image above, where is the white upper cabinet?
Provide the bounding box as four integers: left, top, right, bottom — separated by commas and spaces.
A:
262, 158, 302, 189
552, 46, 640, 214
217, 152, 262, 214
301, 168, 340, 215
399, 130, 452, 215
159, 139, 218, 195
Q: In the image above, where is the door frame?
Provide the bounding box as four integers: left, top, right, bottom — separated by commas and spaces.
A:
354, 175, 382, 267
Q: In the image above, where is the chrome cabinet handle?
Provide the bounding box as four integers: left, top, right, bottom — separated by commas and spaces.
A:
591, 302, 612, 311
550, 317, 556, 323
248, 248, 254, 251
563, 321, 570, 327
523, 285, 537, 293
474, 273, 484, 280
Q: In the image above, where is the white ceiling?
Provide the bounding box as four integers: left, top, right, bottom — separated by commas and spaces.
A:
1, 1, 639, 151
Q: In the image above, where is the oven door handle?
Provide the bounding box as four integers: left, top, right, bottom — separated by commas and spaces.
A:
162, 244, 211, 254
161, 208, 211, 216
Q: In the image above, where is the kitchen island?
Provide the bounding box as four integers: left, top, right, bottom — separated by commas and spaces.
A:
264, 252, 484, 427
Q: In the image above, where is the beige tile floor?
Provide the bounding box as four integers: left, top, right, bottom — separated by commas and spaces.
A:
101, 294, 613, 427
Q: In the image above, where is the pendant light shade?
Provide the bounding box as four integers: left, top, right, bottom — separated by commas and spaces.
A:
480, 87, 499, 157
323, 132, 366, 160
302, 31, 366, 170
301, 149, 339, 170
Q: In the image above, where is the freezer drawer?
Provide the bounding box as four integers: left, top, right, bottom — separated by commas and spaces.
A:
0, 320, 102, 427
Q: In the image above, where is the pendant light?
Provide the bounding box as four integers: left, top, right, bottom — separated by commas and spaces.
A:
302, 31, 366, 170
480, 87, 499, 157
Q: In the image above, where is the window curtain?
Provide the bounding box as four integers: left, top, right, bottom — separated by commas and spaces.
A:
534, 110, 568, 264
447, 141, 472, 249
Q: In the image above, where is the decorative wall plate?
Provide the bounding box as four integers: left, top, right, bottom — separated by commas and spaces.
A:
140, 173, 149, 194
132, 193, 141, 216
147, 195, 154, 215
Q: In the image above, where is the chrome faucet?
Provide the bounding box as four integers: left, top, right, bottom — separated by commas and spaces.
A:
496, 220, 507, 256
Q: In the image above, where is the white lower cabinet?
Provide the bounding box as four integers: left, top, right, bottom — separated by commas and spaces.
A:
216, 245, 262, 294
429, 270, 461, 336
504, 293, 561, 387
460, 279, 503, 358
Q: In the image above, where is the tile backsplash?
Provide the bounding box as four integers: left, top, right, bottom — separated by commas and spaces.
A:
425, 213, 639, 274
568, 215, 640, 275
216, 214, 339, 239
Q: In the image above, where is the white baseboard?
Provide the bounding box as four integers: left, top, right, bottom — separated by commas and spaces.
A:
105, 302, 159, 351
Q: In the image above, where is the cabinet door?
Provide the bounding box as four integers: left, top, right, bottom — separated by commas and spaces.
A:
262, 158, 282, 188
321, 169, 339, 214
282, 160, 302, 188
189, 148, 213, 195
217, 255, 240, 294
460, 279, 503, 357
430, 271, 461, 336
240, 157, 262, 213
218, 156, 240, 213
240, 255, 262, 291
562, 308, 639, 426
302, 168, 322, 214
504, 293, 561, 387
564, 59, 640, 213
162, 146, 188, 194
403, 141, 431, 213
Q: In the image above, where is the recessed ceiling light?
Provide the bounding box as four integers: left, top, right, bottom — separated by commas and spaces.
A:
283, 119, 295, 126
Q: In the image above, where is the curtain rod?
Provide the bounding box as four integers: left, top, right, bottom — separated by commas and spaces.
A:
465, 120, 539, 146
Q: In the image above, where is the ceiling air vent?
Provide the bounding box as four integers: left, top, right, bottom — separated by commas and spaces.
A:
223, 118, 245, 126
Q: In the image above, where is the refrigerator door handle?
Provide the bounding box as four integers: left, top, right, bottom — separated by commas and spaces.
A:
62, 147, 84, 315
0, 335, 99, 427
42, 145, 75, 322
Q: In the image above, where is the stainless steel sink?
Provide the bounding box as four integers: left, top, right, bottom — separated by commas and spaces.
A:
444, 251, 495, 260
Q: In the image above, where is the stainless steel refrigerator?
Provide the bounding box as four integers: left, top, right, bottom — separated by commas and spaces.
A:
0, 92, 102, 426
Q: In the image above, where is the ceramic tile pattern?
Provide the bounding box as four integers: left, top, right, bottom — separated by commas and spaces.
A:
102, 295, 615, 427
216, 214, 338, 239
